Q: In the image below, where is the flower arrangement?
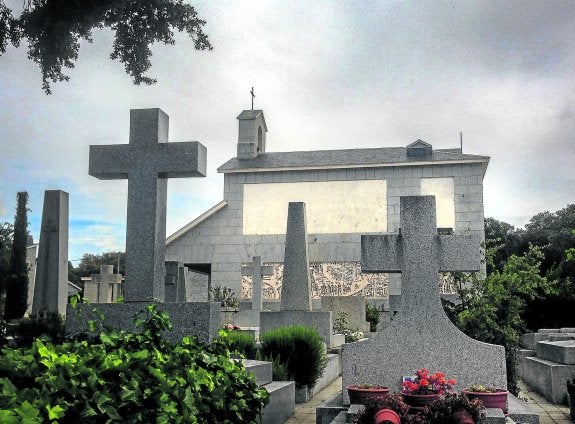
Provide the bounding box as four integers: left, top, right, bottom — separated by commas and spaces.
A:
222, 323, 241, 330
402, 368, 456, 395
347, 384, 389, 390
464, 385, 505, 393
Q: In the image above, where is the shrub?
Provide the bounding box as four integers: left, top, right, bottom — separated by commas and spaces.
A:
365, 303, 382, 332
222, 329, 257, 359
333, 312, 362, 343
260, 326, 327, 388
0, 305, 269, 423
209, 285, 239, 308
420, 393, 485, 424
6, 312, 65, 348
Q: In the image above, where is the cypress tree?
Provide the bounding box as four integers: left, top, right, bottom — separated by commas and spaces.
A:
0, 222, 14, 317
4, 192, 30, 321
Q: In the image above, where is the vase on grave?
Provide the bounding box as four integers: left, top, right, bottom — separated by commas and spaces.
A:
453, 410, 474, 424
401, 392, 439, 408
346, 385, 390, 404
461, 388, 508, 413
373, 408, 400, 424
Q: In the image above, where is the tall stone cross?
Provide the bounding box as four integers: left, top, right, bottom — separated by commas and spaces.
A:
241, 256, 274, 310
342, 195, 506, 397
89, 108, 207, 302
92, 265, 122, 303
361, 196, 480, 320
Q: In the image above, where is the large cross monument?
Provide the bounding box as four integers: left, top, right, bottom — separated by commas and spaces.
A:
341, 196, 506, 402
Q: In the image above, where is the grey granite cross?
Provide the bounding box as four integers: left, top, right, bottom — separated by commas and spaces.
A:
361, 195, 480, 319
241, 256, 274, 310
89, 108, 207, 302
341, 196, 506, 398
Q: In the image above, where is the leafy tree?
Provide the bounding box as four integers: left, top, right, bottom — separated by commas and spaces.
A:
4, 192, 30, 321
0, 0, 212, 93
69, 251, 125, 286
484, 217, 522, 273
445, 244, 554, 394
0, 222, 14, 316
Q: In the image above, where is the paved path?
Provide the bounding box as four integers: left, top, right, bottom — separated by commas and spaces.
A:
284, 377, 573, 423
518, 380, 572, 424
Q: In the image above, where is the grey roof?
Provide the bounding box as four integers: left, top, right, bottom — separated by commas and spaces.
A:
407, 139, 432, 148
237, 110, 264, 120
217, 147, 489, 173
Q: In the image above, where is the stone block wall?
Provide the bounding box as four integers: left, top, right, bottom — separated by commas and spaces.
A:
166, 162, 486, 297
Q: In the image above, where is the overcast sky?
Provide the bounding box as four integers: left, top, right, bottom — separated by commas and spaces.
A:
1, 0, 574, 264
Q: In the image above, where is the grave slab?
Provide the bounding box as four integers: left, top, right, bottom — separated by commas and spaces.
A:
32, 190, 69, 316
321, 296, 370, 332
522, 356, 575, 404
164, 261, 187, 302
536, 340, 575, 365
66, 302, 220, 343
521, 332, 575, 351
342, 196, 506, 404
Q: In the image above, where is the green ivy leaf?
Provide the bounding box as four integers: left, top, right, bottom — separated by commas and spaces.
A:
0, 410, 19, 424
46, 403, 65, 420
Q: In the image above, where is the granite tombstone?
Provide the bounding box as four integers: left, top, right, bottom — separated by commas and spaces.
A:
260, 202, 336, 347
66, 108, 220, 343
32, 190, 69, 316
341, 196, 506, 403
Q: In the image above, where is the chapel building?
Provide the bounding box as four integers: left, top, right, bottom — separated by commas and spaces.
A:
165, 110, 489, 302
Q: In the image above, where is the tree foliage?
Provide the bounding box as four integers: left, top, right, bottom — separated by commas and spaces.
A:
445, 244, 554, 395
4, 192, 30, 321
68, 251, 125, 286
0, 0, 212, 93
0, 222, 14, 316
483, 204, 575, 329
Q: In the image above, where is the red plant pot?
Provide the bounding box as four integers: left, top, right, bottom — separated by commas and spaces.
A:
373, 408, 401, 424
462, 389, 508, 413
346, 386, 390, 405
401, 392, 439, 408
453, 410, 474, 424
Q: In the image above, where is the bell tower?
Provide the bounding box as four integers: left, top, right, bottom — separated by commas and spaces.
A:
237, 110, 267, 159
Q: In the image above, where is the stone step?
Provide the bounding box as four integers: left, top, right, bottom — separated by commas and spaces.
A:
536, 340, 575, 365
522, 356, 575, 404
507, 394, 540, 424
260, 381, 295, 424
244, 359, 273, 386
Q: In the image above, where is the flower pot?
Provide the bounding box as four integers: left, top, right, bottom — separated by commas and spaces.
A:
346, 385, 390, 405
373, 408, 401, 424
453, 410, 474, 424
401, 392, 439, 408
462, 389, 508, 413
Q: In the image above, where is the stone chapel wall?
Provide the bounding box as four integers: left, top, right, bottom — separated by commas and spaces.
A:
165, 161, 486, 299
